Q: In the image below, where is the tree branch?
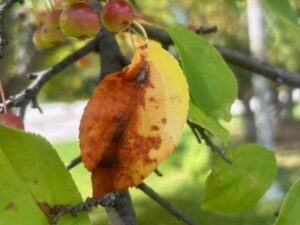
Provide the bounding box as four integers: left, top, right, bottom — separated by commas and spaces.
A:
105, 191, 137, 225
137, 183, 201, 225
0, 33, 98, 113
216, 46, 300, 87
143, 25, 300, 88
66, 155, 82, 170
0, 0, 22, 57
50, 194, 119, 224
95, 28, 128, 78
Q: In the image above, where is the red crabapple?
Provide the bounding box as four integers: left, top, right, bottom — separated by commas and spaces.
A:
33, 25, 66, 48
101, 0, 134, 32
0, 81, 24, 130
59, 3, 101, 39
45, 10, 62, 29
0, 113, 24, 130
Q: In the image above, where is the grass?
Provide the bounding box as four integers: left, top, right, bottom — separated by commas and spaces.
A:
293, 103, 300, 120
53, 120, 300, 225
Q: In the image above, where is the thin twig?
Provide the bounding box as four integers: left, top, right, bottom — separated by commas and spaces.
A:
50, 193, 119, 224
143, 25, 300, 88
188, 122, 202, 144
31, 96, 43, 114
198, 128, 232, 164
0, 32, 99, 113
66, 155, 82, 170
196, 25, 218, 35
187, 120, 232, 164
154, 169, 163, 177
137, 183, 201, 225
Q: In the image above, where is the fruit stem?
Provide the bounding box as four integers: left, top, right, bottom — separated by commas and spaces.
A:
128, 28, 137, 52
0, 80, 7, 114
132, 21, 149, 45
48, 0, 54, 10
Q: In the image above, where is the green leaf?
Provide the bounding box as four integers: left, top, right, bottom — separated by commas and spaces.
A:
264, 0, 298, 24
0, 125, 90, 225
275, 177, 300, 225
188, 100, 230, 143
263, 0, 300, 42
202, 144, 276, 213
225, 0, 240, 16
167, 25, 238, 121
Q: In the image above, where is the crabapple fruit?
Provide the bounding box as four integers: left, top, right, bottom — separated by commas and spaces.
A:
101, 0, 134, 32
0, 113, 24, 130
59, 3, 100, 39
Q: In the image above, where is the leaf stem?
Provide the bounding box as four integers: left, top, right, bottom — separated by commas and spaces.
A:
128, 28, 136, 52
132, 21, 149, 45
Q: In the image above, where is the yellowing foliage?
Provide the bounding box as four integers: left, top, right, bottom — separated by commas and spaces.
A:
79, 43, 189, 197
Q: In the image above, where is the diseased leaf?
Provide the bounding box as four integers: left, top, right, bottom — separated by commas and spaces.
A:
0, 125, 89, 225
188, 100, 230, 144
167, 25, 238, 121
202, 144, 276, 213
275, 178, 300, 225
79, 42, 189, 197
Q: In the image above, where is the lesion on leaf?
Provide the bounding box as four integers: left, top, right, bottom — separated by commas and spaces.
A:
36, 202, 55, 219
4, 202, 17, 212
80, 43, 189, 197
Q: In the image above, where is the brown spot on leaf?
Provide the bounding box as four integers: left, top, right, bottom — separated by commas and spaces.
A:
151, 125, 159, 131
147, 136, 162, 150
91, 115, 162, 197
149, 96, 155, 102
37, 202, 54, 219
161, 118, 167, 124
4, 202, 17, 212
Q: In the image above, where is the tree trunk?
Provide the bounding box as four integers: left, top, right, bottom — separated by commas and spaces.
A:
247, 0, 283, 199
237, 72, 256, 142
244, 98, 256, 141
281, 87, 294, 121
247, 0, 273, 148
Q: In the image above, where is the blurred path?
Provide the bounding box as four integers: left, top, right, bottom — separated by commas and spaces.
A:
25, 101, 87, 143
25, 100, 245, 143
